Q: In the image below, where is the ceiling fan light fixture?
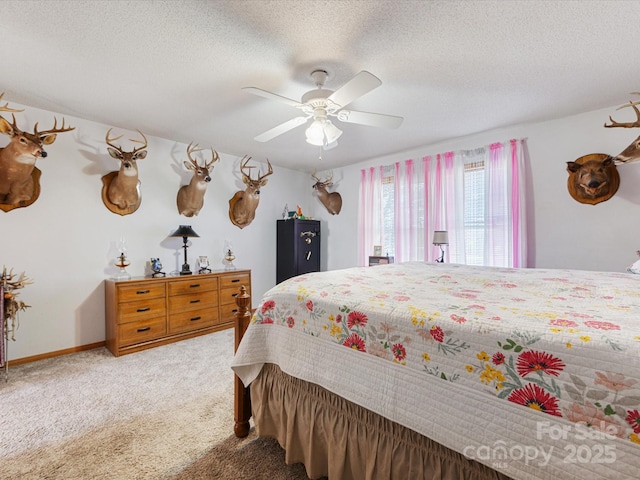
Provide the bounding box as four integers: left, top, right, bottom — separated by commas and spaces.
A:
305, 118, 342, 146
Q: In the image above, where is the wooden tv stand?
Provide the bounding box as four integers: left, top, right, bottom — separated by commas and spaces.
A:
105, 269, 251, 356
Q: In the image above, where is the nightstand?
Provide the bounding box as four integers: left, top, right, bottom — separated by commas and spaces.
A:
369, 256, 394, 266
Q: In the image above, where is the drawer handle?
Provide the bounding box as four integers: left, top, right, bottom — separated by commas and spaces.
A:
190, 299, 201, 304
190, 316, 201, 321
190, 284, 200, 288
231, 279, 240, 283
231, 309, 238, 313
136, 290, 150, 295
231, 293, 238, 298
137, 307, 151, 312
137, 327, 151, 332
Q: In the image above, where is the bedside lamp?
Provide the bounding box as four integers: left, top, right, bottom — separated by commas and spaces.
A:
170, 225, 200, 275
432, 230, 449, 263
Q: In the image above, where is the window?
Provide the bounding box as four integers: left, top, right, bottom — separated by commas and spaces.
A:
463, 161, 485, 265
359, 139, 527, 267
381, 172, 395, 257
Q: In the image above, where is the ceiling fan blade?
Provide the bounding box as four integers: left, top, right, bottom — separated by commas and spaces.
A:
253, 116, 309, 142
243, 87, 303, 108
336, 109, 403, 129
327, 71, 382, 108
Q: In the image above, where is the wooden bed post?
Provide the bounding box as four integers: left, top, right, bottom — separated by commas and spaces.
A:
233, 285, 252, 438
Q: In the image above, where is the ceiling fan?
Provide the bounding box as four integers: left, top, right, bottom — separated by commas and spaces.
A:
243, 69, 403, 148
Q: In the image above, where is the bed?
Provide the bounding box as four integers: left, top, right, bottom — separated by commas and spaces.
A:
231, 262, 640, 479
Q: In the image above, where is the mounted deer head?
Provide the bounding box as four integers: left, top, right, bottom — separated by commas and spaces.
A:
228, 156, 273, 229
177, 142, 219, 217
312, 171, 342, 215
605, 92, 640, 164
101, 128, 148, 215
0, 98, 74, 209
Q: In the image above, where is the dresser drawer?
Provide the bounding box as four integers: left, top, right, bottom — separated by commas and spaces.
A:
220, 285, 251, 306
219, 272, 251, 290
169, 308, 218, 334
119, 297, 166, 324
168, 277, 217, 296
220, 301, 244, 323
168, 290, 218, 314
118, 283, 165, 303
119, 316, 167, 346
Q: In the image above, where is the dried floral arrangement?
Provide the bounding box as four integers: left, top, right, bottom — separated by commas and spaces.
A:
2, 267, 32, 341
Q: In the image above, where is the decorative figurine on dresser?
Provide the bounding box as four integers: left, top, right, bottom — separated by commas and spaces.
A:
276, 218, 320, 284
150, 258, 165, 278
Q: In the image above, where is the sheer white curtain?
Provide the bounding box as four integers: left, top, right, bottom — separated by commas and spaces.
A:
423, 152, 466, 263
358, 139, 527, 267
486, 139, 527, 267
358, 166, 384, 266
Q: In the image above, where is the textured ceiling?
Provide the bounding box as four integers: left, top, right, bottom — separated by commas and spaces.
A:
1, 0, 640, 172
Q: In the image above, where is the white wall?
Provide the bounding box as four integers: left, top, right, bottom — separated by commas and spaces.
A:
5, 101, 640, 361
323, 105, 640, 274
1, 102, 317, 361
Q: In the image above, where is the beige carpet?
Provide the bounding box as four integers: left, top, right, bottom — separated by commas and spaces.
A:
0, 329, 311, 479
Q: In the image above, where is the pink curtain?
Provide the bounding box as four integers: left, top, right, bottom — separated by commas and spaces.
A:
359, 139, 527, 267
510, 139, 525, 267
484, 140, 527, 267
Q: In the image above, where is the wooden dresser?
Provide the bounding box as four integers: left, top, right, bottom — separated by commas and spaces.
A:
105, 269, 251, 356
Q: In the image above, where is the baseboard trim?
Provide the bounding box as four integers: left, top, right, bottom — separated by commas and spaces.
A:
7, 341, 106, 367
6, 309, 257, 367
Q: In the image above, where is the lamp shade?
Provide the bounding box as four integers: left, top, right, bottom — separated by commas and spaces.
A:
170, 225, 200, 238
432, 230, 449, 245
305, 119, 343, 146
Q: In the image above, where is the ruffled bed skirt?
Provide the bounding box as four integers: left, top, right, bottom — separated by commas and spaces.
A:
251, 363, 512, 480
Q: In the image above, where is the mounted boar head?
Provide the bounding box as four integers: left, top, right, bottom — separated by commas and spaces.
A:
566, 153, 619, 205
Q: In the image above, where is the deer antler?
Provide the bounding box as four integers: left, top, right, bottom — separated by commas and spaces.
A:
312, 170, 333, 186
34, 117, 75, 137
0, 92, 24, 113
206, 148, 219, 169
257, 159, 273, 182
325, 170, 333, 185
187, 142, 204, 167
2, 113, 22, 133
130, 130, 148, 154
239, 156, 272, 182
105, 128, 147, 154
605, 93, 640, 128
105, 128, 124, 154
187, 143, 219, 169
240, 155, 256, 180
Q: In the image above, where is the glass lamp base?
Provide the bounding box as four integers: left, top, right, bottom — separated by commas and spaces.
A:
224, 254, 236, 271
113, 268, 131, 280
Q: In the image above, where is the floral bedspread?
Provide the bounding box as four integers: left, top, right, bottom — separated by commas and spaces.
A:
250, 262, 640, 450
